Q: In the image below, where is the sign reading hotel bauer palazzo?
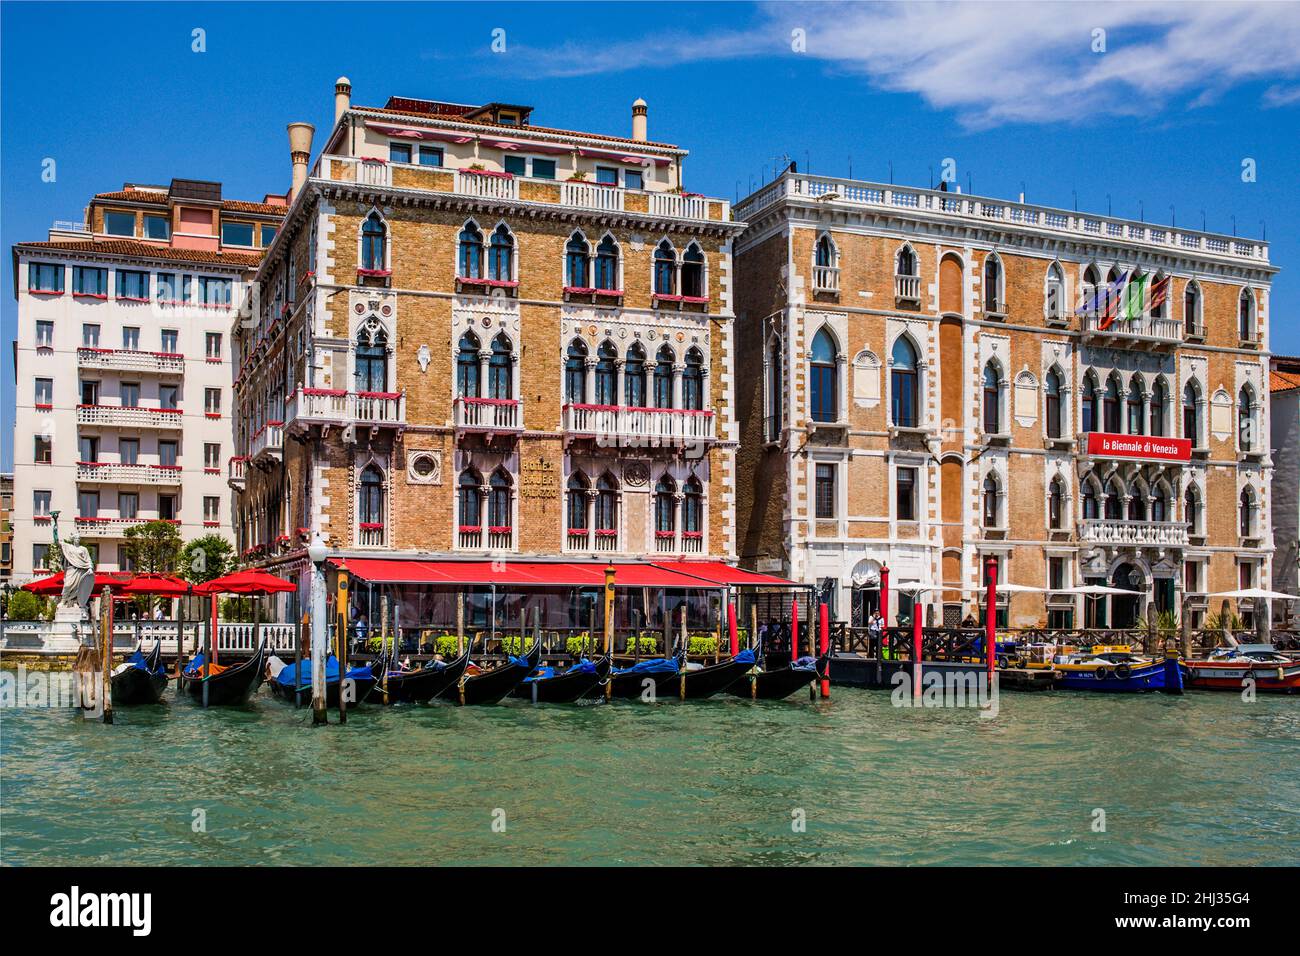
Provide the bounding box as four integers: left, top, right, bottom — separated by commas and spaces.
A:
1085, 432, 1193, 463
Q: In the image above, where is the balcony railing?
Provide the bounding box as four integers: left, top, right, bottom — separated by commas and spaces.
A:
561, 181, 625, 211
649, 192, 711, 220
357, 524, 386, 548
455, 397, 522, 434
1078, 519, 1189, 547
655, 532, 705, 554
77, 348, 184, 375
228, 456, 247, 489
76, 405, 184, 429
456, 169, 519, 200
74, 516, 181, 538
563, 404, 715, 446
894, 273, 921, 302
287, 387, 406, 429
76, 462, 183, 485
249, 421, 283, 461
812, 265, 840, 293
1080, 311, 1182, 346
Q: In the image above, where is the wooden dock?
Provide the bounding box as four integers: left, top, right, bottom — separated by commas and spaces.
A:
828, 652, 1057, 691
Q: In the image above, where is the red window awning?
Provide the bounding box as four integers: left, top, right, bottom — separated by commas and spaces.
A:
327, 558, 789, 589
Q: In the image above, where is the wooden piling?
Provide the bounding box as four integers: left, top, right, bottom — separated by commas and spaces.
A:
456, 591, 465, 656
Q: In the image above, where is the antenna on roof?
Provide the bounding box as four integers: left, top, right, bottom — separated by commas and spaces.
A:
1201, 210, 1206, 231
848, 155, 852, 179
888, 160, 893, 184
1231, 215, 1237, 236
1170, 204, 1176, 227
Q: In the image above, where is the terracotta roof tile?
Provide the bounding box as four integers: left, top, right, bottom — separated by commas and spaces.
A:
15, 239, 264, 268
1270, 369, 1300, 394
363, 106, 680, 151
221, 199, 288, 216
93, 190, 287, 217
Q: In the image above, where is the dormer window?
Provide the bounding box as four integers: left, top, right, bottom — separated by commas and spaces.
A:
144, 214, 170, 240
498, 111, 520, 125
103, 211, 135, 237
221, 221, 255, 247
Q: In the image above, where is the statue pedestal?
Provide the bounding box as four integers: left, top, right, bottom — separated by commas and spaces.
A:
50, 606, 91, 653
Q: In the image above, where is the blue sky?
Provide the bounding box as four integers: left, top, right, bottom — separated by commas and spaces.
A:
3, 1, 1299, 470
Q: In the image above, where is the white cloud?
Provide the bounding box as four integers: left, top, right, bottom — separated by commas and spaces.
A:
512, 1, 1300, 128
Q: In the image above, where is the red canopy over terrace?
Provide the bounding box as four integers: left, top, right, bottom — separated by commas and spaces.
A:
326, 558, 798, 589
194, 569, 296, 595
120, 573, 193, 596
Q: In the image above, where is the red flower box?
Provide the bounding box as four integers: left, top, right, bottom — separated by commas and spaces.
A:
357, 268, 391, 278
682, 531, 703, 539
567, 528, 589, 536
358, 523, 384, 531
595, 528, 618, 537
655, 530, 676, 539
461, 168, 513, 179
488, 526, 512, 535
458, 525, 482, 534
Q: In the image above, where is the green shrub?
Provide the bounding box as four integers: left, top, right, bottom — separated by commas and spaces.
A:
565, 633, 597, 656
687, 635, 718, 656
6, 590, 46, 621
498, 635, 536, 655
623, 636, 659, 654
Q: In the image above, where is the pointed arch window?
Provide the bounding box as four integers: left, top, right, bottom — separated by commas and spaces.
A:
457, 332, 481, 398
1049, 476, 1064, 530
982, 474, 1000, 527
653, 345, 675, 409
1152, 485, 1168, 523
488, 332, 513, 400
595, 473, 619, 533
1239, 488, 1255, 536
1103, 374, 1122, 433
1082, 480, 1099, 519
1104, 480, 1122, 520
1151, 379, 1168, 437
488, 468, 512, 529
458, 469, 483, 529
355, 326, 388, 393
1045, 367, 1063, 439
982, 362, 1002, 433
565, 339, 588, 404
625, 342, 647, 407
1183, 381, 1201, 445
654, 240, 676, 296
983, 254, 1003, 313
682, 348, 704, 411
1184, 281, 1202, 336
595, 341, 618, 405
683, 476, 703, 534
1127, 377, 1144, 435
1045, 262, 1065, 319
1185, 485, 1201, 535
896, 244, 917, 277
488, 224, 514, 282
595, 235, 620, 291
810, 327, 838, 423
1128, 486, 1147, 521
567, 473, 590, 532
815, 233, 836, 268
890, 336, 919, 428
1082, 264, 1101, 314
1238, 385, 1255, 452
361, 212, 387, 272
565, 233, 590, 288
1081, 373, 1098, 433
358, 465, 385, 526
766, 337, 783, 441
681, 243, 705, 298
655, 476, 677, 534
459, 223, 484, 279
1239, 289, 1255, 341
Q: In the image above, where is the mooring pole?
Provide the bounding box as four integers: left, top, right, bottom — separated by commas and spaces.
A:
202, 594, 212, 709
727, 597, 738, 658
985, 557, 999, 687
818, 600, 830, 699
456, 591, 465, 656
603, 564, 616, 660
336, 572, 349, 724
790, 596, 799, 665
380, 592, 390, 705
912, 596, 923, 701
308, 535, 328, 725
101, 586, 114, 724
295, 610, 305, 707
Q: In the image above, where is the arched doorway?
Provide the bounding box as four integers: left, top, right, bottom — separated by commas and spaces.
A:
1110, 562, 1142, 627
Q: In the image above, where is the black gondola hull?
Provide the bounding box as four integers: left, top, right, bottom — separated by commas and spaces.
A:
511, 656, 611, 704
111, 669, 169, 706
269, 674, 377, 708
370, 650, 471, 704
726, 665, 818, 700
452, 643, 541, 706
607, 667, 681, 700
678, 658, 753, 699
182, 643, 267, 707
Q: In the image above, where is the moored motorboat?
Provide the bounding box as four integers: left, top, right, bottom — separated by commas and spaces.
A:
269, 655, 377, 707
451, 641, 541, 705
1183, 644, 1300, 694
182, 640, 267, 706
110, 642, 170, 706
368, 648, 471, 704
727, 654, 825, 700
512, 655, 612, 703
1052, 645, 1183, 694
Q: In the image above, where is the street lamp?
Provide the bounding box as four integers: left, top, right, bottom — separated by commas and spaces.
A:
307, 532, 328, 725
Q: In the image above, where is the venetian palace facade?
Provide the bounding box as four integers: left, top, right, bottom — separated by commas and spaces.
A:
232, 81, 742, 599
10, 182, 285, 580
733, 171, 1276, 629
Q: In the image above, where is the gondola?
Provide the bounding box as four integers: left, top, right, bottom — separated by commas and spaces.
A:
368, 647, 472, 704
181, 639, 267, 706
511, 655, 612, 704
676, 648, 756, 699
727, 654, 827, 700
269, 655, 377, 708
110, 642, 170, 706
450, 641, 541, 706
608, 652, 685, 700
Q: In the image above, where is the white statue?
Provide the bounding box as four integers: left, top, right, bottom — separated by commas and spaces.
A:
51, 514, 95, 617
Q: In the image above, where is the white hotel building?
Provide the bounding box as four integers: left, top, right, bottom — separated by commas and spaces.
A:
9, 179, 285, 582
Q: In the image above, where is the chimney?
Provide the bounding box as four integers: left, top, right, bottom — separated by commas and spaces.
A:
631, 98, 647, 142
287, 122, 315, 201
334, 76, 352, 126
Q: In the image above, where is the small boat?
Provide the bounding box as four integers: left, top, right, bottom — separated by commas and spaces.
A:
452, 641, 541, 706
110, 642, 170, 706
608, 653, 684, 700
269, 655, 377, 708
1183, 644, 1300, 694
512, 655, 612, 703
182, 640, 267, 706
368, 648, 471, 704
677, 648, 757, 700
1052, 645, 1183, 694
727, 654, 825, 700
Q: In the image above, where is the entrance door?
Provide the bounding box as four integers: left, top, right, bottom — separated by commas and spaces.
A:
1110, 563, 1141, 628
851, 587, 879, 627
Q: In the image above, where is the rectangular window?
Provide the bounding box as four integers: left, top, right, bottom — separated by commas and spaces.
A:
122, 327, 140, 350
389, 142, 412, 164
158, 494, 177, 521
1049, 556, 1068, 591
205, 387, 221, 415
120, 383, 140, 408
1184, 560, 1201, 593
204, 496, 220, 523
82, 323, 100, 347
206, 332, 223, 359
103, 211, 135, 236
815, 463, 836, 520
221, 221, 255, 247
531, 158, 556, 180
79, 435, 99, 463
35, 378, 53, 405
81, 380, 99, 405
596, 166, 618, 185
72, 266, 108, 296
34, 490, 52, 515
417, 145, 444, 167
116, 269, 149, 299
159, 440, 178, 467
198, 276, 232, 306
119, 492, 139, 520
78, 490, 99, 518
204, 443, 220, 469
36, 320, 54, 348
260, 224, 278, 246
161, 329, 178, 353
503, 155, 527, 177
144, 214, 170, 240
34, 436, 52, 463
896, 467, 917, 521
156, 272, 179, 302
33, 544, 51, 571
159, 384, 178, 410
29, 262, 64, 293
625, 170, 644, 191
119, 438, 139, 465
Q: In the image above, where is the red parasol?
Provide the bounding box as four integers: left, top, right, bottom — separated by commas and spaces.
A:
193, 569, 296, 595
23, 571, 135, 596
120, 573, 193, 596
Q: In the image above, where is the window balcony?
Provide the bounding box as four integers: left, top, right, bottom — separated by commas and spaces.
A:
1077, 518, 1189, 547
249, 421, 283, 462
228, 456, 247, 491
894, 273, 921, 304
286, 387, 406, 432
1080, 311, 1182, 348
357, 523, 387, 548
561, 181, 625, 212
562, 404, 715, 448
648, 192, 711, 220
76, 462, 183, 486
76, 405, 184, 429
74, 516, 180, 539
654, 530, 704, 554
455, 168, 519, 200
812, 265, 840, 293
77, 348, 184, 376
455, 397, 522, 436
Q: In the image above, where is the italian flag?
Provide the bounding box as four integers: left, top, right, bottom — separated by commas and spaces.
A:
1121, 272, 1150, 322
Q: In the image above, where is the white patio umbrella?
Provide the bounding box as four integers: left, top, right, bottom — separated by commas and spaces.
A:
1061, 584, 1140, 596
1207, 588, 1295, 601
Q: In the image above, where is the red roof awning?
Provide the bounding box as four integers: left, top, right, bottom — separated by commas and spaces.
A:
327, 558, 770, 589
649, 561, 800, 588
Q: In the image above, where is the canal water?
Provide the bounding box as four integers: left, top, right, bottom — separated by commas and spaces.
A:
2, 682, 1296, 866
